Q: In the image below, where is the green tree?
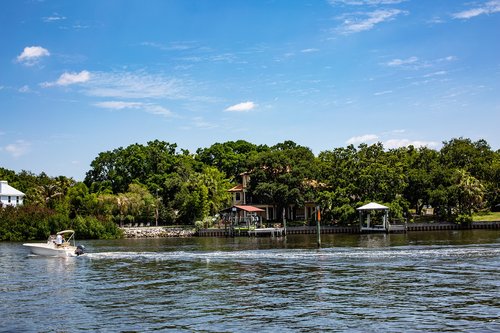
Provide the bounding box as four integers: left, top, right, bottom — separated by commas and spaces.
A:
196, 140, 268, 179
67, 182, 98, 218
247, 141, 317, 220
452, 169, 485, 216
198, 166, 232, 215
403, 146, 440, 214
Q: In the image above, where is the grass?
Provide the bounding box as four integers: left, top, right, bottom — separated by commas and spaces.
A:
473, 211, 500, 222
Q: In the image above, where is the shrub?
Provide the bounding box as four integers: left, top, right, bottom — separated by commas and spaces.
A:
455, 214, 473, 224
72, 215, 122, 239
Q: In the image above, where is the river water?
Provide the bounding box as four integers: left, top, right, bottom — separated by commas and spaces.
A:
1, 230, 499, 332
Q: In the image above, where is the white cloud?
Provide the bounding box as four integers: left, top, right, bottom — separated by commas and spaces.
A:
337, 9, 406, 34
42, 13, 66, 22
44, 71, 184, 101
94, 101, 173, 117
452, 1, 500, 19
56, 71, 91, 85
383, 139, 439, 149
389, 129, 406, 134
94, 101, 143, 110
386, 56, 419, 67
329, 0, 406, 5
347, 134, 438, 149
42, 70, 90, 87
4, 140, 31, 158
16, 46, 50, 66
440, 55, 457, 62
427, 16, 445, 24
211, 53, 235, 62
72, 24, 90, 30
84, 71, 184, 99
145, 105, 173, 117
141, 41, 198, 51
373, 90, 392, 96
301, 48, 320, 53
192, 117, 218, 129
384, 55, 456, 70
42, 70, 184, 117
346, 134, 379, 145
18, 85, 31, 93
225, 101, 257, 112
423, 70, 447, 78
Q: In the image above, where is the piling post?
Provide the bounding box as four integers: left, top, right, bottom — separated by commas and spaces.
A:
316, 206, 321, 248
283, 207, 287, 236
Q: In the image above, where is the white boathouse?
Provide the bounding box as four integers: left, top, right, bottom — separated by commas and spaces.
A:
357, 202, 406, 233
0, 180, 25, 207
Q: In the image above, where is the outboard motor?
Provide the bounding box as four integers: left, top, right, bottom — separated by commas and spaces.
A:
75, 245, 85, 256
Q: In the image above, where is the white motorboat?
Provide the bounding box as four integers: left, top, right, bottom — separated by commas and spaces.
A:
23, 230, 85, 257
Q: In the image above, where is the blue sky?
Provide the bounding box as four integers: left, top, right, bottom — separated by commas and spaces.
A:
1, 0, 499, 180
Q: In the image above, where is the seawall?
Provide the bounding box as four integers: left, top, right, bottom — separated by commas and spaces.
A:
121, 221, 500, 238
197, 221, 500, 237
121, 226, 196, 238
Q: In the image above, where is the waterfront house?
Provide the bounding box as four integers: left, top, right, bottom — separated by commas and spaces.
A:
0, 180, 25, 207
227, 172, 316, 222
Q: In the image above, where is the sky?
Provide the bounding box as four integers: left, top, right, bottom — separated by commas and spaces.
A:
1, 0, 499, 180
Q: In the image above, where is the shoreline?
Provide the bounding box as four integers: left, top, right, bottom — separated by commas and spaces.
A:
121, 221, 500, 238
121, 226, 196, 238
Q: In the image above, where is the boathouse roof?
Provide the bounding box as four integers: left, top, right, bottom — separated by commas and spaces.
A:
357, 202, 389, 211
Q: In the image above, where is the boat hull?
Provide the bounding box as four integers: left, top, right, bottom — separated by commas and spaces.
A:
23, 243, 78, 257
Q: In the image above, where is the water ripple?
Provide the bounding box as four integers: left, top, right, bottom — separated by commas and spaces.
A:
1, 234, 499, 332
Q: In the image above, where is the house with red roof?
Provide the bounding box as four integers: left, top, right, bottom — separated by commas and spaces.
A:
227, 172, 316, 222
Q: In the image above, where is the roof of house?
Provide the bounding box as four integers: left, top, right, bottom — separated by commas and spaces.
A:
0, 181, 25, 196
228, 184, 244, 192
234, 205, 265, 212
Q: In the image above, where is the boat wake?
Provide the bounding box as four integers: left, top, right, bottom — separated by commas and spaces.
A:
85, 244, 500, 263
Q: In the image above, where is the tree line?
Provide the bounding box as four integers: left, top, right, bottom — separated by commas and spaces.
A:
1, 137, 499, 240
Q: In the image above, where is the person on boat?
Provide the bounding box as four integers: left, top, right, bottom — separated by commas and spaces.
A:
55, 234, 63, 246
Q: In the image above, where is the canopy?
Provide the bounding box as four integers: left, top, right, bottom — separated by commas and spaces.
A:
233, 205, 265, 212
57, 230, 75, 235
356, 202, 389, 211
228, 184, 244, 192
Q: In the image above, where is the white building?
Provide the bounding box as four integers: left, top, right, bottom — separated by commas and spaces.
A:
0, 180, 25, 207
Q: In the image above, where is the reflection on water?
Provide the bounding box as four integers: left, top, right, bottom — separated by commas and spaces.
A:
1, 230, 499, 332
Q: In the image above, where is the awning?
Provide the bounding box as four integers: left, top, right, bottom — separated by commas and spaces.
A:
233, 205, 265, 212
228, 184, 244, 192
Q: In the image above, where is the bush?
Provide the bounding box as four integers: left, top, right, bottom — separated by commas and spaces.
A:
455, 214, 473, 224
194, 217, 215, 230
194, 220, 204, 230
0, 205, 53, 241
0, 205, 122, 241
72, 215, 122, 239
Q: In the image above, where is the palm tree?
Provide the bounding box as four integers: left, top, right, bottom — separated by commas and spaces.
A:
455, 169, 485, 215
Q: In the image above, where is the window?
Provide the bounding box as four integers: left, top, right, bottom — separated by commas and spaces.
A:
235, 193, 241, 201
8, 196, 11, 203
16, 197, 20, 205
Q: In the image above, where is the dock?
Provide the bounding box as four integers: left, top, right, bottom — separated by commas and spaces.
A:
248, 227, 285, 237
